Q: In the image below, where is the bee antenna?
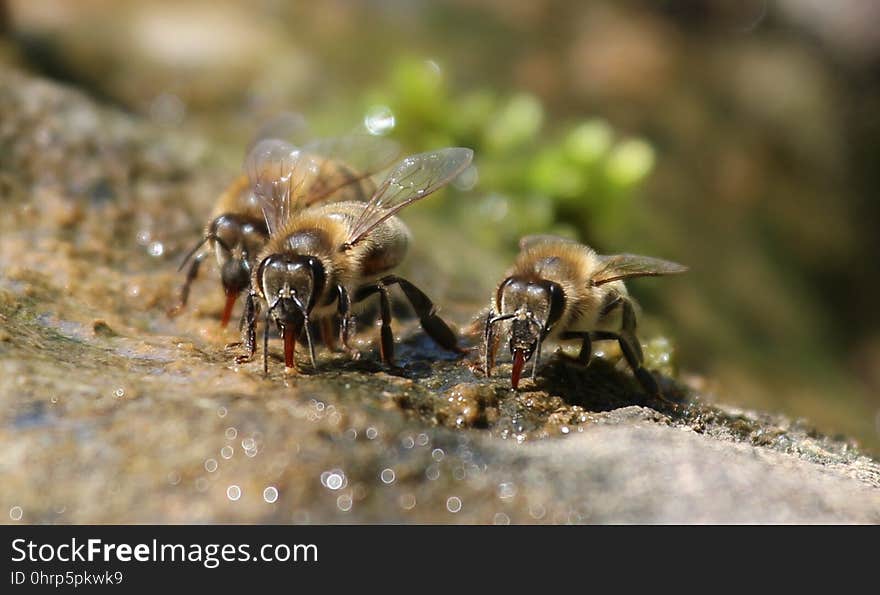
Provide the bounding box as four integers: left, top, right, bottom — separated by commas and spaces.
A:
488, 313, 516, 326
293, 296, 318, 371
483, 313, 516, 378
177, 236, 211, 272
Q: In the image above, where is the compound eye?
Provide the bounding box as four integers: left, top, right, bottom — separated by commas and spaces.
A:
498, 277, 529, 312
544, 282, 565, 327
241, 222, 268, 256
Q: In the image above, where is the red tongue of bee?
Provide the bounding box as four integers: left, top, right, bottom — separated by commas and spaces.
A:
511, 349, 526, 389
220, 291, 237, 328
283, 326, 296, 369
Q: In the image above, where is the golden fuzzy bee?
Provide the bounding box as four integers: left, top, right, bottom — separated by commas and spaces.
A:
169, 119, 399, 328
236, 142, 474, 373
481, 235, 687, 391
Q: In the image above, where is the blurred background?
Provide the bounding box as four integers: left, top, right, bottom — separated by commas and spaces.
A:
2, 0, 879, 453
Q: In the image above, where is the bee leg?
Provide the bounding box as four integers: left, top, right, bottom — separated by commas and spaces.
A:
380, 275, 462, 354
234, 292, 258, 365
559, 331, 593, 366
589, 330, 660, 398
482, 311, 496, 377
352, 283, 395, 363
377, 286, 394, 364
167, 252, 205, 317
262, 308, 271, 374
335, 285, 358, 356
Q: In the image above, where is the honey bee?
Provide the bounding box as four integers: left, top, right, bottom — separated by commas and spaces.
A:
236, 144, 474, 373
169, 120, 400, 328
481, 235, 687, 392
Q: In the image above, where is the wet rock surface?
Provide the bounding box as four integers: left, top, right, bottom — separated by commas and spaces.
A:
1, 68, 878, 523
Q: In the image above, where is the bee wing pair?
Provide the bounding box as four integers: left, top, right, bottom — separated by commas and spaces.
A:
345, 147, 473, 246
518, 234, 688, 284
246, 134, 402, 236
248, 134, 473, 246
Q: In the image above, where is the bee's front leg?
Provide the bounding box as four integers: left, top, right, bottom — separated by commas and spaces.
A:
167, 252, 206, 317
353, 282, 395, 364
558, 331, 593, 366
335, 285, 359, 359
234, 292, 258, 365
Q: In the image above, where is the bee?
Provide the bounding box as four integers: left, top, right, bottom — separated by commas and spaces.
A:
168, 119, 400, 328
481, 235, 687, 392
236, 143, 474, 373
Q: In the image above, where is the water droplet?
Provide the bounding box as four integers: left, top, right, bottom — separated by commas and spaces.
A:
263, 486, 279, 503
221, 446, 234, 460
147, 241, 164, 257
226, 485, 241, 501
364, 105, 396, 135
425, 464, 441, 481
217, 407, 227, 418
205, 458, 218, 473
136, 230, 151, 245
242, 437, 256, 451
321, 469, 346, 491
493, 512, 510, 525
446, 497, 462, 513
416, 433, 429, 447
425, 59, 442, 77
399, 493, 417, 510
167, 472, 181, 485
498, 482, 517, 500
560, 426, 570, 435
380, 468, 396, 484
337, 494, 353, 512
50, 395, 58, 404
225, 427, 237, 440
453, 466, 466, 480
9, 506, 23, 521
366, 427, 378, 440
344, 428, 358, 441
114, 387, 125, 399
529, 503, 546, 520
431, 448, 445, 461
401, 435, 415, 449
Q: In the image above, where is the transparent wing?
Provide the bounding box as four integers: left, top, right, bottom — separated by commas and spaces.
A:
345, 147, 474, 246
297, 134, 400, 206
592, 253, 688, 286
518, 234, 581, 251
244, 135, 401, 235
245, 139, 318, 236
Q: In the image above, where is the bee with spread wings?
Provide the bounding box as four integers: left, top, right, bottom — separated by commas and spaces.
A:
481, 235, 687, 392
236, 145, 474, 373
169, 115, 400, 327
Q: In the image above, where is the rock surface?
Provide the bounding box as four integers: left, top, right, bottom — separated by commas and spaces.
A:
1, 68, 878, 524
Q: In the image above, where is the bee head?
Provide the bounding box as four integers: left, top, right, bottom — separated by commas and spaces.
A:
258, 254, 326, 326
210, 214, 268, 296
496, 276, 565, 388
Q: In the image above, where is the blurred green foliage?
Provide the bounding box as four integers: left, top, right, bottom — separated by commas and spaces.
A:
361, 57, 656, 251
